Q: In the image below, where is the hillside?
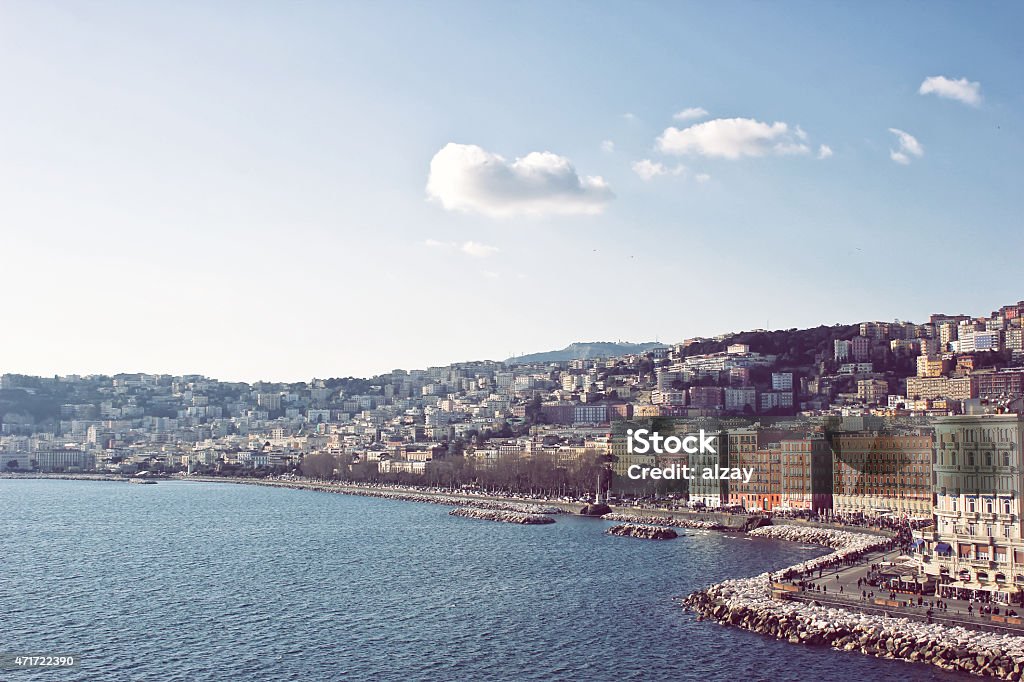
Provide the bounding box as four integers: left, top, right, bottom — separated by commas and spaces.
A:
506, 341, 663, 365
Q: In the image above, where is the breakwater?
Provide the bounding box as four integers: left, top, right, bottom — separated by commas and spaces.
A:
685, 525, 1024, 679
449, 508, 555, 524
232, 479, 566, 514
606, 523, 678, 540
602, 512, 719, 530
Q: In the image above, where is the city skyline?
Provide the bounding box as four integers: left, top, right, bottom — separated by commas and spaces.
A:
2, 2, 1022, 382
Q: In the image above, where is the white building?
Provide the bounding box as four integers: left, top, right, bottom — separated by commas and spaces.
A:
923, 414, 1024, 604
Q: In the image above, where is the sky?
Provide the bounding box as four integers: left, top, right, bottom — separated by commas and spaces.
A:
1, 1, 1022, 382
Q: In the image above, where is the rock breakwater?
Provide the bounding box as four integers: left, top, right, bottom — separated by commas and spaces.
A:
244, 480, 565, 514
449, 508, 555, 524
602, 512, 719, 530
685, 525, 1024, 679
606, 523, 678, 540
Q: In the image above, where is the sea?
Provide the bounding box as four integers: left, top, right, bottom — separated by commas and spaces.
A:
0, 479, 972, 681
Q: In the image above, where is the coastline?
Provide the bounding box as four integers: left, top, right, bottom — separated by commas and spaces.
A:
684, 525, 1024, 680
10, 473, 1023, 677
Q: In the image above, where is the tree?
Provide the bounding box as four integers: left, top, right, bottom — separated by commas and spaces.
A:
300, 452, 339, 479
5, 459, 18, 470
524, 396, 544, 425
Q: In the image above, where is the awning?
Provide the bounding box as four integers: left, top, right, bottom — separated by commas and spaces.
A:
935, 542, 952, 554
911, 538, 925, 548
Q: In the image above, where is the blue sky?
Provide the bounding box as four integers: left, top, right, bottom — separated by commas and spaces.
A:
1, 1, 1021, 381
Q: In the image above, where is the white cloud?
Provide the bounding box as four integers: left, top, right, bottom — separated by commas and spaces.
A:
460, 241, 499, 258
919, 75, 982, 107
888, 128, 923, 165
601, 140, 615, 153
424, 238, 500, 258
631, 159, 685, 181
817, 144, 833, 160
426, 143, 614, 217
657, 118, 812, 159
695, 173, 711, 183
673, 107, 709, 121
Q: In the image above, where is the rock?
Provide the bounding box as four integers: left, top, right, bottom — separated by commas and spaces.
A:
681, 522, 1024, 680
602, 512, 720, 530
449, 507, 555, 524
606, 523, 678, 540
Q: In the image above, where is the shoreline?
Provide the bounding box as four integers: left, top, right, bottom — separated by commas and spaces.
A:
11, 473, 1021, 677
684, 525, 1024, 680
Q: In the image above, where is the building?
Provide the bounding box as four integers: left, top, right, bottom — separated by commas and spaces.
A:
906, 376, 949, 400
610, 435, 656, 484
688, 386, 724, 410
975, 369, 1024, 401
771, 372, 794, 392
727, 429, 781, 511
574, 404, 608, 425
924, 414, 1024, 604
724, 387, 757, 413
760, 391, 794, 412
779, 437, 833, 512
34, 448, 93, 472
917, 355, 950, 378
851, 336, 871, 362
857, 379, 890, 405
687, 430, 727, 507
834, 339, 851, 362
831, 433, 932, 517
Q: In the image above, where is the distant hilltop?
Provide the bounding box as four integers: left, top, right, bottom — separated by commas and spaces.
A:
506, 341, 664, 365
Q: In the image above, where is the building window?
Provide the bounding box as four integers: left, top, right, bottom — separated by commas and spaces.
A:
969, 499, 976, 513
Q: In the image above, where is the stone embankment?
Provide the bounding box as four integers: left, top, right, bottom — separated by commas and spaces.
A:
685, 525, 1024, 679
602, 512, 718, 530
249, 480, 565, 514
606, 523, 678, 540
449, 508, 555, 525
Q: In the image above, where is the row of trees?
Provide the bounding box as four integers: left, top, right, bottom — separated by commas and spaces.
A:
296, 450, 685, 498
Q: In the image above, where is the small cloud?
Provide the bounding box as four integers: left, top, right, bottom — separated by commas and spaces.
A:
622, 112, 638, 121
817, 144, 833, 160
461, 241, 499, 258
601, 140, 615, 153
919, 75, 982, 107
631, 159, 685, 181
695, 173, 711, 183
657, 117, 813, 160
426, 143, 614, 217
795, 125, 808, 141
424, 238, 449, 248
673, 107, 709, 122
480, 270, 500, 279
888, 128, 923, 165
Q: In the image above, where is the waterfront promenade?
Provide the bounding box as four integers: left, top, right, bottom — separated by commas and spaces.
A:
782, 545, 1024, 635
